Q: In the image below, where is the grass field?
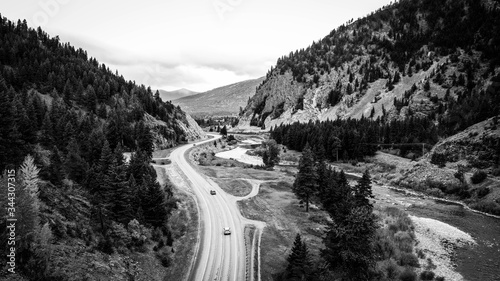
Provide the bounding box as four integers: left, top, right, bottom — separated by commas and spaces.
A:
238, 181, 329, 281
212, 178, 253, 197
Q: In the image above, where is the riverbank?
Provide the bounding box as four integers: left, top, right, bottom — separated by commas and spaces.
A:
411, 216, 475, 281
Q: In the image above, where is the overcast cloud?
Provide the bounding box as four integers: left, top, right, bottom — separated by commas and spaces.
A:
2, 0, 393, 92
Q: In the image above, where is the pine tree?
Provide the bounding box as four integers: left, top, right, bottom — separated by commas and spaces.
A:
48, 146, 64, 185
140, 175, 168, 228
0, 88, 25, 170
293, 144, 318, 212
105, 159, 132, 224
98, 140, 114, 175
220, 125, 228, 137
283, 234, 314, 280
354, 170, 373, 207
322, 206, 376, 280
323, 170, 352, 224
64, 138, 88, 183
128, 150, 156, 185
135, 121, 154, 158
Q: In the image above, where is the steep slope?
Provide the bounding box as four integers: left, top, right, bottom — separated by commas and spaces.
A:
158, 88, 198, 102
240, 0, 500, 137
397, 116, 500, 215
173, 77, 265, 117
0, 15, 205, 280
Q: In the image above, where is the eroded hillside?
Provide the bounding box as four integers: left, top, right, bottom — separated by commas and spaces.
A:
240, 0, 500, 136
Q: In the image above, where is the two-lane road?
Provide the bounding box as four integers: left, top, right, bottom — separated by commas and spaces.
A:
170, 135, 246, 281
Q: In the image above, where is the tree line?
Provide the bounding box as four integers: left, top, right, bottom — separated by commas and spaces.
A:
277, 145, 377, 280
280, 145, 424, 280
270, 117, 438, 162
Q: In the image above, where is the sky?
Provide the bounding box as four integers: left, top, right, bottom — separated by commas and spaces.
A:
2, 0, 394, 92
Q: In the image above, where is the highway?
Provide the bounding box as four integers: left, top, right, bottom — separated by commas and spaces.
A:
169, 135, 247, 281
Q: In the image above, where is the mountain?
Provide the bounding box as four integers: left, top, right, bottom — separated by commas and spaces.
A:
173, 77, 265, 117
158, 88, 198, 101
0, 15, 205, 280
239, 0, 500, 136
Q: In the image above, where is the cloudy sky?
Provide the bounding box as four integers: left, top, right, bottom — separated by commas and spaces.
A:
2, 0, 393, 92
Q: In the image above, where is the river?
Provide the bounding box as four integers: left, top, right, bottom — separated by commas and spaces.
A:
374, 185, 500, 281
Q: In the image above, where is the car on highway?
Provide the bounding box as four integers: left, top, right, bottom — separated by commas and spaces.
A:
210, 190, 216, 195
223, 227, 231, 235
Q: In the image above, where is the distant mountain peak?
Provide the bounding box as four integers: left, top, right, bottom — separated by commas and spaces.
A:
158, 88, 198, 102
173, 77, 265, 118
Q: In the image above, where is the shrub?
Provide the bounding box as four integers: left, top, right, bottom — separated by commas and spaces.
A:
152, 227, 162, 242
471, 170, 487, 184
416, 249, 425, 259
431, 152, 447, 167
156, 249, 172, 267
399, 267, 417, 281
492, 167, 500, 177
399, 252, 419, 267
470, 201, 500, 216
428, 188, 445, 198
397, 239, 414, 253
109, 222, 131, 249
394, 231, 412, 243
435, 276, 445, 281
97, 237, 114, 254
128, 219, 151, 244
420, 270, 436, 280
377, 259, 400, 280
375, 231, 398, 259
476, 187, 490, 198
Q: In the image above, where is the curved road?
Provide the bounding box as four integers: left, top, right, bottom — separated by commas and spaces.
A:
169, 135, 247, 281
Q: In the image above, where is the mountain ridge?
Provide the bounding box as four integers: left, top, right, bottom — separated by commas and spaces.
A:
174, 77, 265, 117
239, 0, 500, 137
158, 88, 198, 102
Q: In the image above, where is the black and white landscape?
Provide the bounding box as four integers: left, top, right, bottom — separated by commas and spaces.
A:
1, 0, 500, 281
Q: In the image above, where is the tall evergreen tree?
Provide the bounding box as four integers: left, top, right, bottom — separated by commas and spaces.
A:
105, 159, 132, 224
47, 146, 64, 185
135, 121, 154, 158
220, 125, 228, 137
140, 174, 169, 228
293, 144, 318, 212
354, 170, 373, 207
283, 234, 315, 281
322, 206, 376, 280
64, 138, 88, 183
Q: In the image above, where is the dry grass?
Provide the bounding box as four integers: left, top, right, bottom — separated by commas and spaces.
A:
200, 166, 282, 181
212, 178, 253, 197
152, 147, 175, 158
237, 180, 328, 281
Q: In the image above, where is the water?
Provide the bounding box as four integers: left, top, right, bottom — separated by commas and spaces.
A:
378, 186, 500, 281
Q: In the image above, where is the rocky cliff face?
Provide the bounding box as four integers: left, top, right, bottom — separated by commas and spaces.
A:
429, 115, 500, 169
240, 0, 500, 135
144, 113, 206, 150
177, 113, 207, 141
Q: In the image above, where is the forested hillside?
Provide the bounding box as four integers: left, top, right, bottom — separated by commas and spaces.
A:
0, 15, 203, 280
241, 0, 500, 138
